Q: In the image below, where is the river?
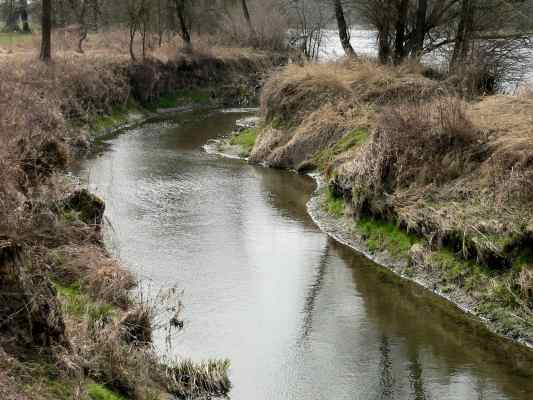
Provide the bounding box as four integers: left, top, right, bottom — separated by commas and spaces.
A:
77, 109, 533, 400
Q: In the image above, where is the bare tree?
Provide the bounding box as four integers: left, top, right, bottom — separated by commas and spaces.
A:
19, 0, 30, 32
67, 0, 89, 53
450, 0, 475, 68
393, 0, 409, 63
334, 0, 356, 57
240, 0, 255, 36
173, 0, 192, 49
40, 0, 52, 61
411, 0, 428, 57
285, 0, 328, 60
2, 0, 19, 31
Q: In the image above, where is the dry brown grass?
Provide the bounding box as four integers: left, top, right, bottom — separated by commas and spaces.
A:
49, 245, 135, 309
260, 63, 354, 125
255, 60, 533, 267
469, 95, 533, 204
251, 100, 375, 168
253, 60, 441, 170
329, 94, 533, 265
0, 54, 130, 247
348, 97, 483, 216
260, 60, 439, 125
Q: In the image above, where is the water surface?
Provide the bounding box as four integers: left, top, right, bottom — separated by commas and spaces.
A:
78, 109, 533, 400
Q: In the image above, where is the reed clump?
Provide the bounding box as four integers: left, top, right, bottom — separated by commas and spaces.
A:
165, 359, 231, 399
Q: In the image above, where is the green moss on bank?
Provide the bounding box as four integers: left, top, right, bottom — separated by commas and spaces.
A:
87, 384, 127, 400
54, 282, 116, 325
313, 129, 368, 173
431, 248, 533, 339
67, 100, 147, 139
322, 188, 533, 340
229, 128, 257, 157
152, 88, 211, 110
356, 217, 419, 260
324, 188, 345, 217
0, 32, 32, 46
90, 101, 145, 133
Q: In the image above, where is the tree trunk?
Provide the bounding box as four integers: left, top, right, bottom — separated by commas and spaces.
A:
334, 0, 356, 58
378, 23, 392, 64
19, 0, 31, 33
451, 0, 475, 70
74, 0, 88, 53
77, 29, 87, 53
142, 20, 147, 59
4, 0, 20, 32
411, 0, 428, 57
40, 0, 52, 62
91, 0, 100, 31
393, 0, 409, 64
129, 25, 137, 61
174, 0, 191, 49
240, 0, 255, 39
157, 0, 163, 47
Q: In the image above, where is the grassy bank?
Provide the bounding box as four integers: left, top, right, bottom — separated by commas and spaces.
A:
229, 128, 258, 157
249, 59, 533, 348
0, 46, 280, 398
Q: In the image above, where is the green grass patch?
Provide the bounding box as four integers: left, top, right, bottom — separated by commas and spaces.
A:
312, 129, 369, 172
324, 187, 345, 218
90, 104, 135, 132
154, 88, 211, 110
63, 209, 82, 223
229, 128, 257, 157
55, 282, 88, 318
513, 247, 533, 272
0, 32, 33, 46
355, 217, 419, 259
429, 248, 487, 292
54, 282, 116, 323
10, 361, 75, 400
87, 384, 127, 400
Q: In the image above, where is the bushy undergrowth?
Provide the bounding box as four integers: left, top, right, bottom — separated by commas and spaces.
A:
165, 359, 231, 399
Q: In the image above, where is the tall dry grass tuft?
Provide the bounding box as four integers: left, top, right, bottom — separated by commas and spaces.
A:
165, 359, 231, 399
468, 95, 533, 204
251, 100, 374, 169
260, 60, 440, 126
348, 97, 483, 217
519, 267, 533, 304
49, 245, 136, 308
260, 63, 353, 125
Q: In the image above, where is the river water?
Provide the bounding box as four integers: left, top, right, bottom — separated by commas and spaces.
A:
77, 109, 533, 400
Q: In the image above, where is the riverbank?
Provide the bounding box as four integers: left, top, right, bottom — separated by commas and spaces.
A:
0, 48, 282, 399
220, 59, 533, 353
